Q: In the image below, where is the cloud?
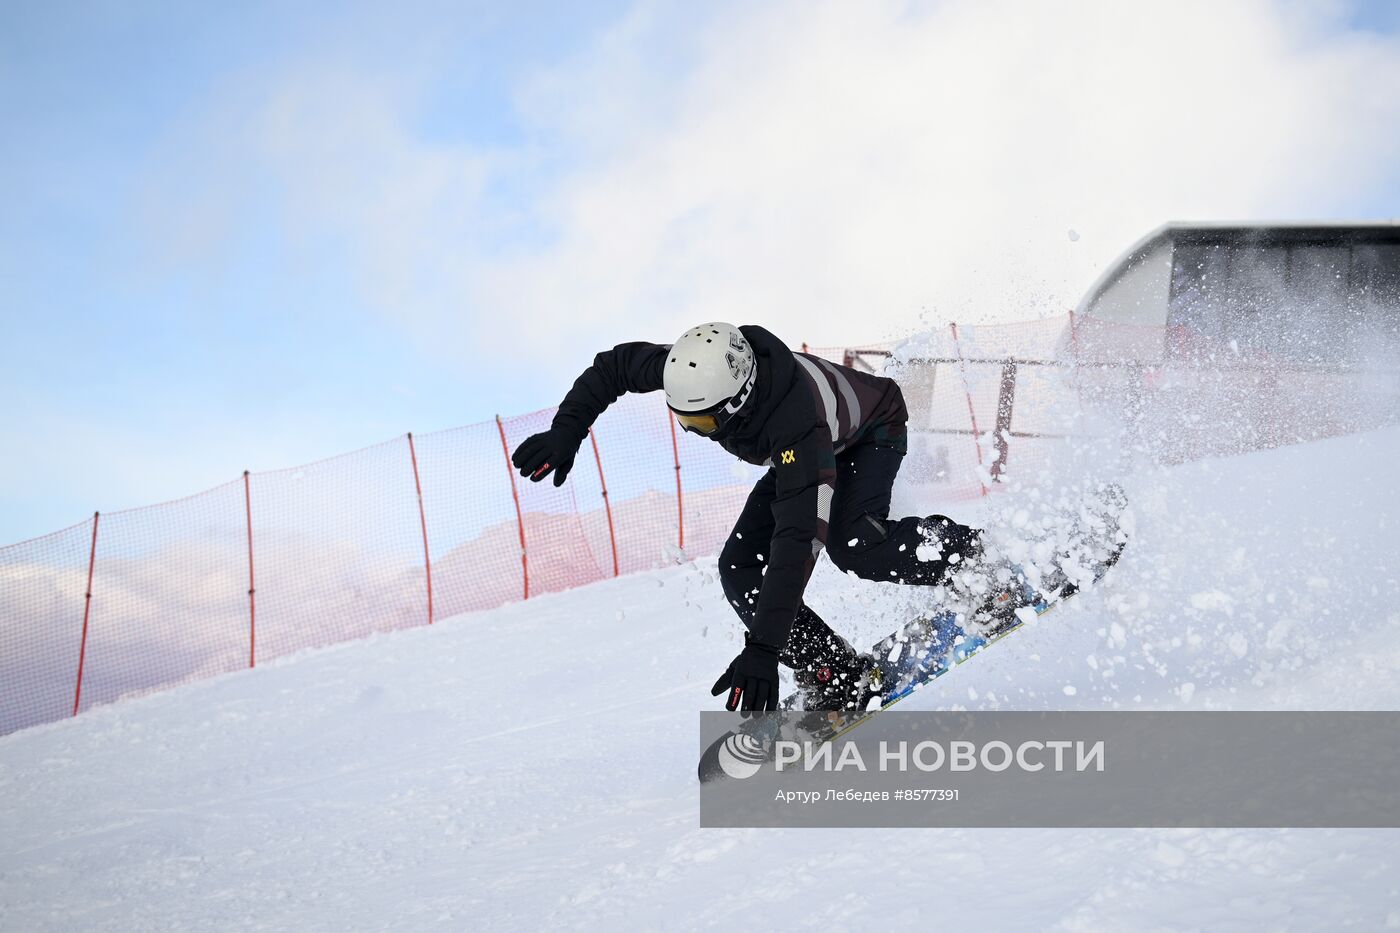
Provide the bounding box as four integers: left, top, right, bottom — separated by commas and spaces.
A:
481, 0, 1400, 351
140, 0, 1400, 376
137, 62, 490, 342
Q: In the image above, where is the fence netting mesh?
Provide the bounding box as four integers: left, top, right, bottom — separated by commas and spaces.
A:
4, 314, 1396, 734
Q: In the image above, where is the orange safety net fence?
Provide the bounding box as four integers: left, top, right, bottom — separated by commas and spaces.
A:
3, 314, 1396, 735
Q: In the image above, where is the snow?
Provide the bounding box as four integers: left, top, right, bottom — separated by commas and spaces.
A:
3, 427, 1400, 930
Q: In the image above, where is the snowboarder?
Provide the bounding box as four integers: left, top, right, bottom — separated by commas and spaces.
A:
511, 323, 991, 715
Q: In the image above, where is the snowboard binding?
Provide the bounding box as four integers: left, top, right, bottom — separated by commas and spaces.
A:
792, 651, 881, 712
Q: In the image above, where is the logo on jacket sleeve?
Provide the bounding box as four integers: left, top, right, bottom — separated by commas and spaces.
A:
780, 449, 796, 465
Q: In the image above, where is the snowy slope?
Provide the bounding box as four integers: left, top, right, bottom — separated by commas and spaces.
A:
3, 428, 1400, 931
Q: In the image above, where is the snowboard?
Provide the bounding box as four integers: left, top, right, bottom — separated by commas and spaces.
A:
698, 489, 1129, 784
797, 536, 1125, 743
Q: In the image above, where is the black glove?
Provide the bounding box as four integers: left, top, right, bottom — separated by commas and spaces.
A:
511, 427, 583, 487
710, 639, 781, 716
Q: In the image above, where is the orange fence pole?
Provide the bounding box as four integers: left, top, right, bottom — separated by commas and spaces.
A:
244, 471, 256, 667
407, 432, 434, 624
589, 428, 620, 577
668, 411, 684, 550
496, 416, 529, 600
71, 511, 99, 717
950, 322, 989, 496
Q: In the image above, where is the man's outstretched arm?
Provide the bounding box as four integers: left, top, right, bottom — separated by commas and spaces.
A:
512, 342, 668, 486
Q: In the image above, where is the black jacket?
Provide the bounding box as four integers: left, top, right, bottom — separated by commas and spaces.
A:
551, 326, 906, 650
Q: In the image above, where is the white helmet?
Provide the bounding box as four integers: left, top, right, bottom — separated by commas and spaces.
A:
664, 322, 757, 435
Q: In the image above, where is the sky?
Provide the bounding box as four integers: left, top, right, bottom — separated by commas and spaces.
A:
2, 0, 1400, 545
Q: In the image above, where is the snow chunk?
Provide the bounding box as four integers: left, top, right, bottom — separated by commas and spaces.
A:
1227, 634, 1249, 658
1190, 591, 1234, 616
915, 542, 942, 563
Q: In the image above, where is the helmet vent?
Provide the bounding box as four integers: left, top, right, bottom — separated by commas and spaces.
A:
688, 361, 697, 368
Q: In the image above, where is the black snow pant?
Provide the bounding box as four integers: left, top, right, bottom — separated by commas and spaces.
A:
718, 441, 982, 671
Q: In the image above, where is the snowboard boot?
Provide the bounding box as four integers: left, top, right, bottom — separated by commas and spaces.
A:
792, 651, 880, 712
964, 483, 1130, 636
780, 605, 880, 712
966, 564, 1041, 637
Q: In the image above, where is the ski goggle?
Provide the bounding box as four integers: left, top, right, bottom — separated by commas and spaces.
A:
669, 365, 757, 436
672, 410, 721, 435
